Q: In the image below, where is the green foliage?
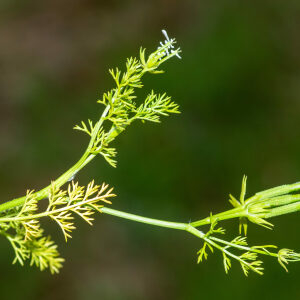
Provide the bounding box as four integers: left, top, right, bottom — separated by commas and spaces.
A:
0, 181, 114, 273
74, 32, 181, 168
278, 249, 300, 272
0, 30, 182, 273
192, 176, 300, 275
0, 30, 299, 277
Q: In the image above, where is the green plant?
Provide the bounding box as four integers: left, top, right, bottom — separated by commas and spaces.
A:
0, 30, 299, 276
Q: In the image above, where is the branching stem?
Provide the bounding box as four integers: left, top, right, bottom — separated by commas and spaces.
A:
0, 106, 112, 213
1, 30, 299, 275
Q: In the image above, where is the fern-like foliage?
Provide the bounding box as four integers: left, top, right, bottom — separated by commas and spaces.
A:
193, 176, 300, 275
0, 30, 181, 274
47, 181, 114, 241
0, 181, 114, 273
74, 36, 181, 168
1, 29, 299, 278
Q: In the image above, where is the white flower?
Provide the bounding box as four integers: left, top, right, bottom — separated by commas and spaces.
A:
157, 29, 181, 59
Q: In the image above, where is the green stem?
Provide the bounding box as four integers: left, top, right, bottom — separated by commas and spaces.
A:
263, 201, 300, 218
0, 106, 113, 213
0, 70, 140, 214
190, 207, 244, 227
0, 152, 94, 212
0, 202, 205, 238
0, 196, 107, 223
101, 207, 193, 231
210, 236, 278, 259
99, 207, 206, 239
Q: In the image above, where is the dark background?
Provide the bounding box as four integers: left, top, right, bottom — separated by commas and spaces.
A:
0, 1, 300, 299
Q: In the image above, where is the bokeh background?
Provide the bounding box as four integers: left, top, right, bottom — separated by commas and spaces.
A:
0, 1, 300, 299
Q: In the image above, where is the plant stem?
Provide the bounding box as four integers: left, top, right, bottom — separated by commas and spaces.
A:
101, 207, 189, 230
190, 207, 245, 227
210, 236, 278, 258
0, 200, 205, 238
0, 150, 94, 212
0, 106, 113, 213
100, 207, 205, 239
0, 72, 137, 214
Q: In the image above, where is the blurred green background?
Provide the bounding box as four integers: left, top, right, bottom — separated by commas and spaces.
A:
0, 0, 300, 299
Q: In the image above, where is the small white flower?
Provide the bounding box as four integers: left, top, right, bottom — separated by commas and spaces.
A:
157, 29, 181, 59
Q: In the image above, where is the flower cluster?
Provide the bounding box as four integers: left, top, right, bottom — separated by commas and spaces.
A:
157, 29, 182, 59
